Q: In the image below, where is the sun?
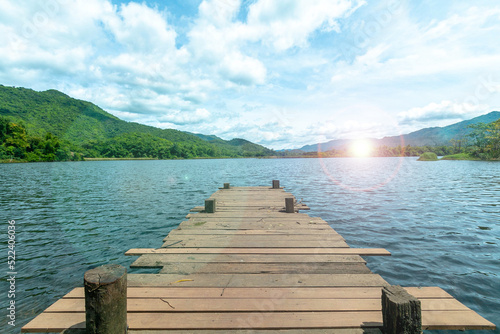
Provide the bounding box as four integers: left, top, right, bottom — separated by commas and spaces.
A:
350, 139, 374, 157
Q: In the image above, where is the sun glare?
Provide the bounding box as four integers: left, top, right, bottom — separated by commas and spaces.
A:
350, 139, 374, 157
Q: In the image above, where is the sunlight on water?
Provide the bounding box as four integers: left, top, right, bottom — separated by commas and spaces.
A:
318, 156, 406, 192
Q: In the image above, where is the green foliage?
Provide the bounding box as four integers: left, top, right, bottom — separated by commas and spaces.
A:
0, 116, 80, 162
441, 153, 476, 160
417, 152, 438, 161
466, 121, 500, 160
0, 85, 275, 160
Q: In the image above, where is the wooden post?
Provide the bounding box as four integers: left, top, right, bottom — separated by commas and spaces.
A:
84, 264, 127, 334
382, 285, 422, 334
205, 199, 216, 213
223, 183, 230, 189
272, 180, 280, 189
285, 197, 294, 213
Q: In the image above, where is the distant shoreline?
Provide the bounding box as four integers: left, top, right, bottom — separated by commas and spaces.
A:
2, 155, 499, 164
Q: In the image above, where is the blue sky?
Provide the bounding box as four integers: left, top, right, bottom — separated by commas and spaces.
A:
1, 0, 499, 149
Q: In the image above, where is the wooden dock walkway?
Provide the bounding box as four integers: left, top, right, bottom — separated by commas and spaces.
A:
22, 183, 495, 333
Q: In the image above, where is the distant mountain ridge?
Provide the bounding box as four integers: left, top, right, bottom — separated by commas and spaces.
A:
299, 111, 500, 152
0, 84, 273, 157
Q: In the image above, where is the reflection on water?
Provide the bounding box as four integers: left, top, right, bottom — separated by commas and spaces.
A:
0, 158, 498, 333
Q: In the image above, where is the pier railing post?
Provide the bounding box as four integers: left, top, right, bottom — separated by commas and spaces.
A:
285, 197, 294, 213
223, 183, 230, 189
205, 199, 216, 213
272, 180, 280, 189
382, 285, 422, 334
84, 264, 127, 334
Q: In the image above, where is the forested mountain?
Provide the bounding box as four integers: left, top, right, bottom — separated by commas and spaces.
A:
299, 111, 500, 152
0, 85, 273, 161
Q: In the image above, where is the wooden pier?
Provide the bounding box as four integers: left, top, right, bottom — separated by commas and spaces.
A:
22, 182, 495, 333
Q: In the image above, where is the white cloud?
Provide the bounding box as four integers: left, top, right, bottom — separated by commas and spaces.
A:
398, 100, 489, 125
101, 2, 177, 53
219, 52, 266, 85
247, 0, 362, 51
158, 108, 211, 125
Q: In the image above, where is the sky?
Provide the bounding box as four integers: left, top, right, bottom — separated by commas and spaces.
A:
1, 0, 500, 149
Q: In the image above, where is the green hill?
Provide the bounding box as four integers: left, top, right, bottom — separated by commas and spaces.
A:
299, 111, 500, 152
0, 85, 273, 160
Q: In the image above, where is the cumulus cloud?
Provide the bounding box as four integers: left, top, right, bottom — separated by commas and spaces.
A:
247, 0, 364, 51
101, 2, 177, 53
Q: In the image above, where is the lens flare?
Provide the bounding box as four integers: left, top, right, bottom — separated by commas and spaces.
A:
349, 139, 373, 157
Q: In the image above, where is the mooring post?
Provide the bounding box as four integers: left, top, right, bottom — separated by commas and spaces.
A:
382, 285, 422, 334
84, 264, 127, 334
223, 183, 230, 189
205, 199, 216, 213
285, 197, 294, 213
272, 180, 280, 189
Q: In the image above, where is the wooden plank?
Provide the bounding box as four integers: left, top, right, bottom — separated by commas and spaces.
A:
44, 297, 471, 313
191, 203, 310, 208
186, 212, 318, 219
182, 218, 328, 224
22, 309, 495, 332
131, 254, 366, 266
403, 287, 453, 299
21, 311, 383, 331
163, 234, 345, 242
422, 310, 496, 330
63, 287, 455, 300
157, 262, 372, 274
178, 222, 332, 231
127, 273, 388, 287
45, 298, 382, 312
129, 329, 382, 334
169, 229, 337, 235
185, 216, 326, 221
21, 313, 85, 332
125, 248, 391, 256
190, 206, 311, 213
161, 240, 350, 248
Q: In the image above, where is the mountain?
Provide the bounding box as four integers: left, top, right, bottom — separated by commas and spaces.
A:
0, 85, 273, 158
299, 111, 500, 152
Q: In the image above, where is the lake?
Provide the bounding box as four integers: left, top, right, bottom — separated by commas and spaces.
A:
0, 157, 499, 333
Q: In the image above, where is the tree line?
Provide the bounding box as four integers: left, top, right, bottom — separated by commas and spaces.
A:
2, 116, 499, 162
0, 117, 272, 162
281, 120, 500, 160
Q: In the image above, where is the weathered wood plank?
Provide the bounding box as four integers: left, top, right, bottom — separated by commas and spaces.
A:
169, 229, 337, 235
44, 297, 471, 313
178, 222, 332, 230
183, 218, 329, 224
127, 273, 388, 287
186, 212, 318, 219
22, 310, 495, 332
131, 254, 366, 266
128, 329, 382, 334
21, 311, 383, 332
125, 248, 391, 256
161, 240, 350, 248
422, 310, 497, 330
157, 262, 372, 274
163, 234, 345, 242
63, 287, 455, 300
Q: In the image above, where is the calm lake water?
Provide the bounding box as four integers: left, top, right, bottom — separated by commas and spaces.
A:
1, 158, 499, 333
